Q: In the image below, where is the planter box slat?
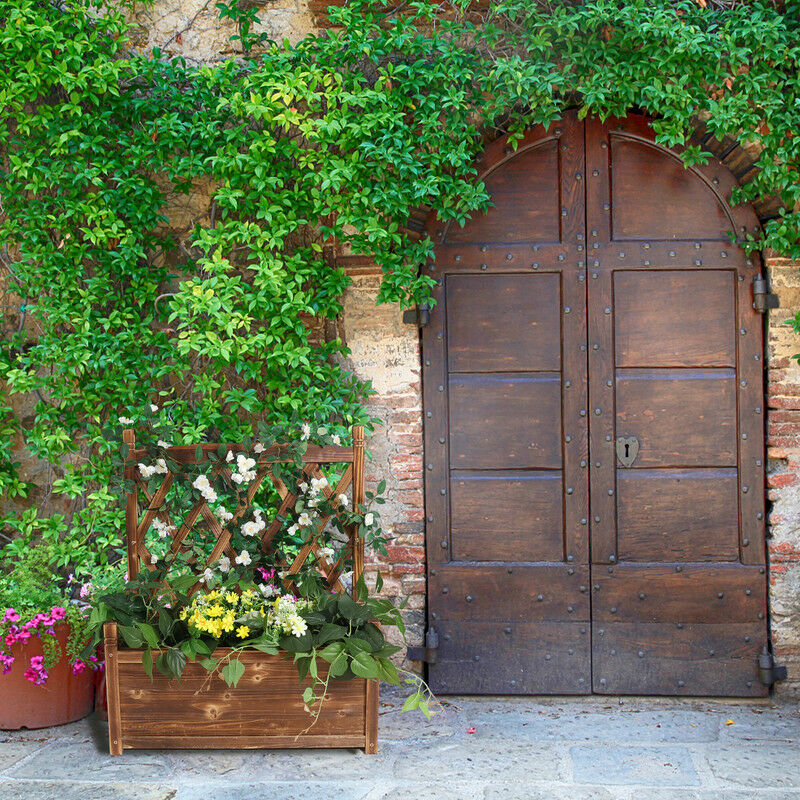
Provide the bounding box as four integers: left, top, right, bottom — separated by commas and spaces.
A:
123, 735, 370, 750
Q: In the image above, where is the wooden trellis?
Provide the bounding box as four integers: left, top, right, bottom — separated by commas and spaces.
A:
104, 425, 379, 755
122, 426, 366, 594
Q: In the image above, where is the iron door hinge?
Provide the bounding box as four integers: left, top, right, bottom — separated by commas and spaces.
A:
402, 303, 431, 327
758, 647, 788, 686
753, 275, 779, 313
407, 627, 438, 664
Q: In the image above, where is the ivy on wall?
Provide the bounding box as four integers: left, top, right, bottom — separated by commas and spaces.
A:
0, 0, 798, 580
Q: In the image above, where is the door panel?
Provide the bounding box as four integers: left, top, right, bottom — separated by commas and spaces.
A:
423, 114, 590, 694
616, 469, 740, 562
614, 270, 736, 367
423, 111, 769, 697
449, 373, 562, 469
447, 273, 562, 372
450, 472, 563, 562
586, 115, 769, 697
615, 368, 738, 466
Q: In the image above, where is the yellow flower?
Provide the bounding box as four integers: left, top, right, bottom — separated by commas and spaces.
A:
225, 592, 239, 606
207, 604, 223, 618
236, 625, 250, 639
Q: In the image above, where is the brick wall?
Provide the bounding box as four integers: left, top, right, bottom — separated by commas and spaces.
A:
340, 271, 426, 664
765, 253, 800, 698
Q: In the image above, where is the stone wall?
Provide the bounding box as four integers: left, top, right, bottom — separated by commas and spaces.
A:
765, 253, 800, 698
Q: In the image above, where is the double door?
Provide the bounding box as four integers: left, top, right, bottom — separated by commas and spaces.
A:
422, 112, 769, 695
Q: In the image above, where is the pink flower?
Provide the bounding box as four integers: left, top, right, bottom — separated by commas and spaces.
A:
15, 630, 31, 643
71, 659, 87, 675
2, 609, 19, 624
79, 583, 93, 599
5, 633, 16, 648
30, 656, 44, 668
50, 606, 66, 621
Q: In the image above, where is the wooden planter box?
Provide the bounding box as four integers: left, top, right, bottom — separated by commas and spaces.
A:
105, 425, 380, 754
105, 622, 378, 753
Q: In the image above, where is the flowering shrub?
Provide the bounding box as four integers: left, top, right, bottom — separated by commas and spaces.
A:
0, 605, 98, 685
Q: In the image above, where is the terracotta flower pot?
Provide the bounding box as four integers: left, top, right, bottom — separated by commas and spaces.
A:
0, 624, 94, 730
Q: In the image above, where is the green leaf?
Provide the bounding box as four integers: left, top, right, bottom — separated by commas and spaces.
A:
142, 648, 154, 681
199, 657, 219, 671
402, 691, 422, 712
221, 658, 245, 688
376, 657, 399, 684
137, 622, 159, 650
349, 651, 380, 680
118, 624, 145, 649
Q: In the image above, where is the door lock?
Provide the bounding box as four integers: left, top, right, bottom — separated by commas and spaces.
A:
616, 436, 639, 467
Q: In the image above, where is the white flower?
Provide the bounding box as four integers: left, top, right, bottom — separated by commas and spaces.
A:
278, 570, 288, 579
218, 556, 231, 573
193, 475, 211, 491
231, 473, 244, 485
226, 450, 234, 462
157, 440, 171, 449
118, 416, 134, 425
289, 616, 308, 637
331, 434, 341, 445
192, 474, 217, 503
259, 583, 278, 598
150, 554, 158, 565
311, 476, 328, 491
215, 507, 234, 524
235, 550, 252, 566
338, 494, 349, 508
150, 404, 159, 413
319, 546, 335, 561
138, 463, 156, 478
253, 442, 265, 454
241, 516, 265, 537
299, 481, 309, 494
364, 513, 374, 526
287, 523, 299, 536
199, 567, 214, 584
300, 422, 311, 440
152, 518, 176, 538
154, 458, 168, 474
298, 512, 313, 527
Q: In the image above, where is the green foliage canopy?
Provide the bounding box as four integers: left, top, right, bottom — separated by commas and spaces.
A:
0, 0, 798, 579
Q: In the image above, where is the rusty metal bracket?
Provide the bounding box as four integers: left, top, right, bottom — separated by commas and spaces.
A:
402, 303, 431, 327
407, 627, 438, 664
753, 275, 779, 313
758, 647, 788, 686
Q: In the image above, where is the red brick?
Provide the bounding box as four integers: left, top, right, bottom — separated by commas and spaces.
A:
403, 508, 425, 521
370, 395, 420, 409
390, 410, 423, 424
396, 490, 424, 506
388, 432, 423, 447
768, 472, 799, 489
386, 545, 425, 562
392, 563, 425, 575
768, 396, 800, 410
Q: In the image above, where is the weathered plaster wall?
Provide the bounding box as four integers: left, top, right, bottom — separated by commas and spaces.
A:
126, 0, 316, 61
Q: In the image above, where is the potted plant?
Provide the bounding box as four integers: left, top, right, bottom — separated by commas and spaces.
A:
0, 536, 99, 729
83, 418, 436, 754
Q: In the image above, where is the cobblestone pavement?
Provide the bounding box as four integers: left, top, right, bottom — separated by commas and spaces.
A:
2, 689, 799, 799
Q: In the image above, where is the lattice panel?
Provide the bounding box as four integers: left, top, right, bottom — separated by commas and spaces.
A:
123, 427, 366, 597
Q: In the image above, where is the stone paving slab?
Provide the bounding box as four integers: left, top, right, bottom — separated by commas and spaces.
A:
1, 690, 799, 799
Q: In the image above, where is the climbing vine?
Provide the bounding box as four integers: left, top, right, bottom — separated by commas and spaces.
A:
0, 0, 798, 581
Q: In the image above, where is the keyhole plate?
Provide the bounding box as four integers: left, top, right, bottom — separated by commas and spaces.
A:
616, 436, 639, 468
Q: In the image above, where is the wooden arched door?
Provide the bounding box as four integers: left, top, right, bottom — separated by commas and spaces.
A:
422, 111, 769, 696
